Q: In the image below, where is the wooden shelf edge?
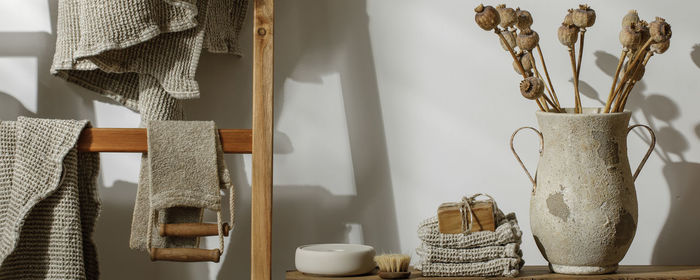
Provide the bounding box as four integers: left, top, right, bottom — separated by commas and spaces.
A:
286, 265, 700, 280
77, 128, 252, 153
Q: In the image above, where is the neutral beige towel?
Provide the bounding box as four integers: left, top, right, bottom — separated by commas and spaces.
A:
0, 117, 100, 280
130, 121, 233, 250
49, 0, 247, 251
51, 0, 249, 107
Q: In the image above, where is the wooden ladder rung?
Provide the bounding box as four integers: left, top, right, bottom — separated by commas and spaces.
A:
76, 128, 252, 153
150, 248, 221, 263
159, 223, 231, 237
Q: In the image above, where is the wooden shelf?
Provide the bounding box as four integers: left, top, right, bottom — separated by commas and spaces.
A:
286, 266, 700, 279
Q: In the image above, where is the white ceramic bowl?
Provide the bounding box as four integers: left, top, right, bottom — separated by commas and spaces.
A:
295, 244, 376, 276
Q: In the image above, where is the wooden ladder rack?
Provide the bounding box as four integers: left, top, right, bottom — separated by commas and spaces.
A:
75, 0, 275, 278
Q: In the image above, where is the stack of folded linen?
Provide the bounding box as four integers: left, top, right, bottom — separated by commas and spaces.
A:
416, 210, 524, 277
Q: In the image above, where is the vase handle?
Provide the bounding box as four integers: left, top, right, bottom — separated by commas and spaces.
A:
510, 127, 543, 191
627, 124, 656, 181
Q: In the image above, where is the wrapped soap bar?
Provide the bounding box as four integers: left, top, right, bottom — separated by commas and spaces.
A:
437, 200, 495, 234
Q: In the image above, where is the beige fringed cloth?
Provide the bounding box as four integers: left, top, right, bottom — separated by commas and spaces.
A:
0, 117, 100, 280
50, 0, 248, 251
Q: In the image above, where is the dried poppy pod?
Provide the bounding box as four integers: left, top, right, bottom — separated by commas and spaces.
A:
517, 29, 539, 51
474, 4, 500, 31
651, 40, 670, 54
637, 20, 650, 48
649, 17, 672, 43
520, 76, 545, 100
619, 24, 641, 50
563, 9, 575, 26
558, 24, 579, 47
622, 10, 639, 28
573, 4, 596, 28
515, 8, 533, 30
624, 61, 645, 81
500, 30, 517, 52
496, 4, 517, 29
513, 51, 533, 75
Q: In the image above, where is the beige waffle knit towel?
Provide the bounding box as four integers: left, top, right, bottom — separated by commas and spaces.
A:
418, 212, 522, 249
0, 117, 100, 280
130, 121, 233, 250
50, 0, 247, 251
51, 0, 248, 107
416, 257, 523, 277
416, 242, 521, 263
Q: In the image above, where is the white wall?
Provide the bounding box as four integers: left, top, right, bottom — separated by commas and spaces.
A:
1, 0, 698, 279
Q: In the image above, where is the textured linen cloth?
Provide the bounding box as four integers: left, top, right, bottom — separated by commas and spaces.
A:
418, 212, 522, 249
0, 117, 100, 280
416, 211, 524, 277
416, 258, 523, 277
131, 121, 234, 250
51, 0, 248, 106
50, 0, 248, 251
416, 242, 521, 263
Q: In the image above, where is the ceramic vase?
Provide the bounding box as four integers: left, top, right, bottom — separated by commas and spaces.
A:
510, 108, 655, 274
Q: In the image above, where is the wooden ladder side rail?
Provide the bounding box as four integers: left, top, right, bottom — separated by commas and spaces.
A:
76, 128, 253, 153
252, 0, 274, 279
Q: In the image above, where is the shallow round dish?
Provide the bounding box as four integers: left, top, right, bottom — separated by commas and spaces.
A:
295, 244, 376, 276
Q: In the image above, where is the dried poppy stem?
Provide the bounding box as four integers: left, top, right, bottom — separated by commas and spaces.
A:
603, 49, 629, 113
535, 99, 547, 112
495, 28, 528, 79
536, 44, 560, 107
614, 82, 634, 112
612, 38, 654, 100
614, 52, 654, 112
528, 52, 561, 112
568, 45, 582, 113
574, 29, 586, 113
495, 28, 543, 111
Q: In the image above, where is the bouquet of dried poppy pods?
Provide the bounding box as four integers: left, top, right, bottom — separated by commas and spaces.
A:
474, 4, 672, 114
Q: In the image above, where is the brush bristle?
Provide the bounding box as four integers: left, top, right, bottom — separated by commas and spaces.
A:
374, 254, 410, 272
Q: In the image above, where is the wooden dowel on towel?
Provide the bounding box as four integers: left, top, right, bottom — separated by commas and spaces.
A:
150, 248, 221, 263
159, 223, 231, 237
76, 128, 253, 153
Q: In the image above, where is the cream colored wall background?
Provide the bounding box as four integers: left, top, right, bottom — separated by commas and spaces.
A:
1, 0, 698, 279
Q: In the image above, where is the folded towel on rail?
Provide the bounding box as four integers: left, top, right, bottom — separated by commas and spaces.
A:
0, 117, 100, 280
130, 121, 234, 250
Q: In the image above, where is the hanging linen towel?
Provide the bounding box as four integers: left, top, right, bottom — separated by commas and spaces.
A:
51, 0, 249, 108
130, 121, 234, 250
50, 0, 248, 250
0, 117, 100, 280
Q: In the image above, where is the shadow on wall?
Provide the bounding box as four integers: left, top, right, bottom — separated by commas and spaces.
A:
595, 49, 700, 265
189, 0, 401, 279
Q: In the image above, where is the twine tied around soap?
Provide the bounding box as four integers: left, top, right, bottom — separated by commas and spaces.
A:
459, 193, 498, 234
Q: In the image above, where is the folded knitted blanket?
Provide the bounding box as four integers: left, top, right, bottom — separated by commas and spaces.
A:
0, 117, 100, 280
416, 257, 524, 277
416, 242, 521, 263
418, 212, 522, 249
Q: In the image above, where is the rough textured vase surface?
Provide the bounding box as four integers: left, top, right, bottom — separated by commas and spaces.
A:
511, 108, 655, 275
